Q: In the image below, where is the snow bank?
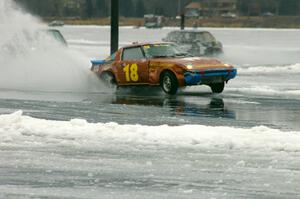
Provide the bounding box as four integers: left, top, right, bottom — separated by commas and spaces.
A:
227, 86, 300, 98
238, 63, 300, 75
1, 111, 300, 152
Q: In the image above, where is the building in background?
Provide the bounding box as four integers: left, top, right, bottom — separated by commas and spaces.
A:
185, 0, 237, 17
185, 2, 203, 17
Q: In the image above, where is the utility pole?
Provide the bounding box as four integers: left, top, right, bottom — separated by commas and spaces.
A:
178, 0, 185, 30
180, 13, 185, 30
110, 0, 119, 55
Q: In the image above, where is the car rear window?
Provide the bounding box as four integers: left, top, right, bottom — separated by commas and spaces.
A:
122, 47, 144, 61
167, 31, 216, 43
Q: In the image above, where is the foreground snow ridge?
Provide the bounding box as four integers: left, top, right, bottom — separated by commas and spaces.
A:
1, 111, 300, 152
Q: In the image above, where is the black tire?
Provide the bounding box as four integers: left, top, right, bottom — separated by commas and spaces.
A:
160, 71, 178, 95
100, 72, 116, 88
210, 82, 225, 93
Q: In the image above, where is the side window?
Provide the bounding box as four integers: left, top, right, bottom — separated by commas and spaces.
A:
122, 47, 144, 61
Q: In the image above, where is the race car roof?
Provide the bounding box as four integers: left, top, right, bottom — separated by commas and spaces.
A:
122, 42, 173, 49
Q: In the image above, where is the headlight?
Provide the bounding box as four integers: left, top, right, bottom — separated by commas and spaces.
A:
186, 64, 193, 70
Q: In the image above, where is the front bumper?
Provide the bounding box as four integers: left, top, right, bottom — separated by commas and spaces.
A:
184, 68, 237, 85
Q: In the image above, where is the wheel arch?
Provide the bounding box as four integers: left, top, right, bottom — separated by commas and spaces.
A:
100, 70, 115, 79
101, 69, 114, 76
159, 68, 185, 87
100, 70, 117, 84
160, 69, 179, 95
159, 69, 177, 83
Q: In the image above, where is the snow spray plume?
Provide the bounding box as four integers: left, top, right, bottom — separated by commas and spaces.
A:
0, 0, 102, 92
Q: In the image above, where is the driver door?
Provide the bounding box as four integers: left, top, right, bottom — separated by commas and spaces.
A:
116, 46, 149, 85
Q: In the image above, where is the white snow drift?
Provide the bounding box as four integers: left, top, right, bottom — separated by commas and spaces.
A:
238, 63, 300, 75
1, 111, 300, 152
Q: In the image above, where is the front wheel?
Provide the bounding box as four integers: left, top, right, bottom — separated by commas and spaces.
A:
100, 72, 116, 88
160, 72, 178, 95
210, 82, 225, 93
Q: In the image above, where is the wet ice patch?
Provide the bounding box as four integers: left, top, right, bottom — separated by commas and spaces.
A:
1, 111, 300, 152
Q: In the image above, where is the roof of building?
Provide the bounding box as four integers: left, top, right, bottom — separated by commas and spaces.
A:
185, 2, 202, 9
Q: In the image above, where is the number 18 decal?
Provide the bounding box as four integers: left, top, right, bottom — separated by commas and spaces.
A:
123, 63, 139, 82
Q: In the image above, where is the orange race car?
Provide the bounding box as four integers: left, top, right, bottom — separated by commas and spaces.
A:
91, 42, 237, 94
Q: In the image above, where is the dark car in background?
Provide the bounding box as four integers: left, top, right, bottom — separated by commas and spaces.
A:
162, 30, 223, 56
48, 20, 65, 27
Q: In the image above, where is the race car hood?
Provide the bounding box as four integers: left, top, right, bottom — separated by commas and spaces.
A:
150, 57, 233, 70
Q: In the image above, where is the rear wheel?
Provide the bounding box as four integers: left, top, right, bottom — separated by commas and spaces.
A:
210, 82, 225, 93
160, 72, 178, 95
100, 72, 116, 88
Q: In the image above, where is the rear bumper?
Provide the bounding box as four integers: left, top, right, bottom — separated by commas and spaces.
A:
184, 68, 237, 85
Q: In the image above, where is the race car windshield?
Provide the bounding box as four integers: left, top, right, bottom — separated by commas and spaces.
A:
143, 44, 188, 58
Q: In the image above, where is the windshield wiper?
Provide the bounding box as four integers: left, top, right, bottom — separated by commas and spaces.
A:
152, 55, 171, 58
174, 53, 188, 57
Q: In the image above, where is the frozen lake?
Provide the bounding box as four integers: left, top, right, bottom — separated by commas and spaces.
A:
1, 1, 300, 198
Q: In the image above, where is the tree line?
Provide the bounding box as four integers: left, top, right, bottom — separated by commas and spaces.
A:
14, 0, 300, 18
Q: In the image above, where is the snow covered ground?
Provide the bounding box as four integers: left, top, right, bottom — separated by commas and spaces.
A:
0, 111, 300, 199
